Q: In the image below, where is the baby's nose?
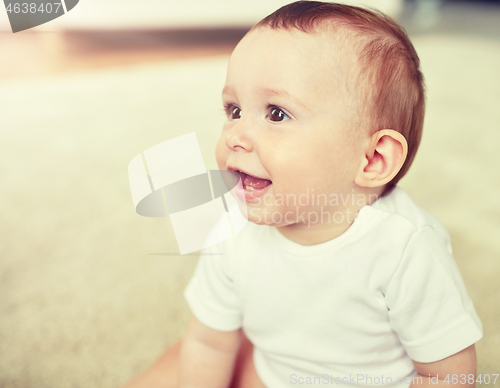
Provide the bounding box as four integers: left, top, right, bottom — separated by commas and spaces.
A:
225, 120, 254, 152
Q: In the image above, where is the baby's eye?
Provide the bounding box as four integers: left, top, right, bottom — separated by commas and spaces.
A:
230, 106, 242, 120
268, 106, 290, 122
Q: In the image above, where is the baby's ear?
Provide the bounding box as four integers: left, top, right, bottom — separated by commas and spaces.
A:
354, 129, 408, 188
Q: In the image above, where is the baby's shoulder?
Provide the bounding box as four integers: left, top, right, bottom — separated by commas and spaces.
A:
370, 186, 447, 231
364, 186, 453, 253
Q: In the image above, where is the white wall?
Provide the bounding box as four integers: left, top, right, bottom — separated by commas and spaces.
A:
0, 0, 403, 32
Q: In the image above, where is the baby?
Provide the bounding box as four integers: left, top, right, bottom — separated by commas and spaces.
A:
124, 1, 483, 387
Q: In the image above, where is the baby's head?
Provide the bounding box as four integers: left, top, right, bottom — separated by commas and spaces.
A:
216, 1, 424, 236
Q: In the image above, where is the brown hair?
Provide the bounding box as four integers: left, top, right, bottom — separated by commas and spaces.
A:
254, 1, 425, 194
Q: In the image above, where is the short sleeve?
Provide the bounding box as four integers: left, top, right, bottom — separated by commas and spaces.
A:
184, 237, 242, 332
385, 225, 483, 363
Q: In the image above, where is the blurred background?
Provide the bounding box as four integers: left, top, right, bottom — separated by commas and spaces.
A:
1, 0, 499, 387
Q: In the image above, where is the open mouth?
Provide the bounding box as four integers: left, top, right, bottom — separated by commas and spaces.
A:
238, 171, 272, 190
234, 170, 272, 200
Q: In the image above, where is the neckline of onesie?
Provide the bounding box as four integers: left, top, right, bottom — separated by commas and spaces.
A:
267, 205, 374, 257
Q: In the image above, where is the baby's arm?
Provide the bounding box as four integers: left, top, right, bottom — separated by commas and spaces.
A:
410, 345, 477, 387
178, 315, 242, 388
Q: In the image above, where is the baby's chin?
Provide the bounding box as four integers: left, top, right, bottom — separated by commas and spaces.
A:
243, 209, 270, 226
243, 207, 295, 228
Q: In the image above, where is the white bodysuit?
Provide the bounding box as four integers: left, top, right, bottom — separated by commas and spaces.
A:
184, 186, 483, 387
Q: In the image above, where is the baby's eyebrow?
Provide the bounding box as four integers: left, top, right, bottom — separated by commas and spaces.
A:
261, 88, 308, 111
222, 86, 308, 112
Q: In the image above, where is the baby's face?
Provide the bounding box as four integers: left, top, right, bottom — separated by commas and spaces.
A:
216, 27, 366, 227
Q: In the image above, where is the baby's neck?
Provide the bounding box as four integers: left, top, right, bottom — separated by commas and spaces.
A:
275, 187, 383, 246
276, 219, 354, 246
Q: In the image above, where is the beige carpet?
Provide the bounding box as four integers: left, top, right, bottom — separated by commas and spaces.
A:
0, 34, 499, 388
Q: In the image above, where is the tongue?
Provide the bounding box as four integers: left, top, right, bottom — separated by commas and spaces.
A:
242, 173, 272, 190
